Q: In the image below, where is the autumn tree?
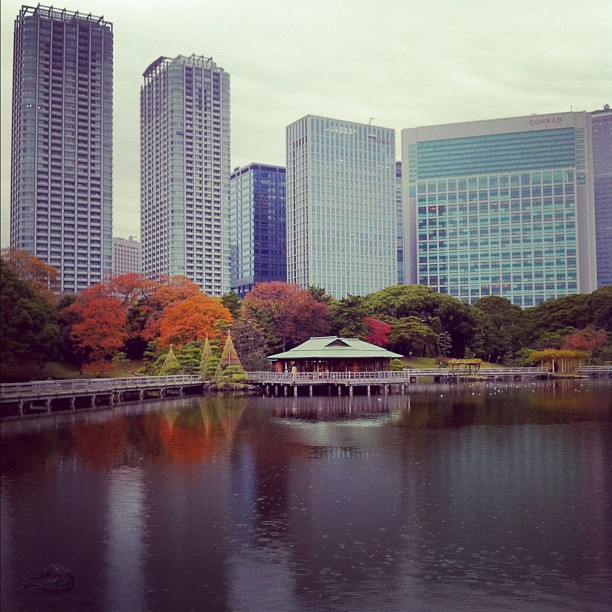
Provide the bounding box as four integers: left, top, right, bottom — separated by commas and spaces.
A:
156, 293, 233, 349
362, 317, 391, 347
243, 281, 331, 351
561, 328, 608, 352
142, 276, 203, 342
1, 247, 59, 302
63, 287, 128, 370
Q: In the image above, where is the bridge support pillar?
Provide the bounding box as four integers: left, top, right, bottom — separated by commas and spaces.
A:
139, 390, 144, 400
309, 385, 313, 397
46, 398, 52, 414
367, 385, 370, 396
338, 385, 342, 396
90, 395, 96, 408
349, 386, 353, 397
284, 385, 288, 397
294, 385, 298, 397
19, 400, 24, 417
70, 397, 76, 410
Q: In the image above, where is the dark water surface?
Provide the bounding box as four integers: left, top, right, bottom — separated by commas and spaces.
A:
1, 380, 611, 611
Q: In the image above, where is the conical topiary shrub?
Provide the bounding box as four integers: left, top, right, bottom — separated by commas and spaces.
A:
214, 332, 245, 382
159, 344, 180, 375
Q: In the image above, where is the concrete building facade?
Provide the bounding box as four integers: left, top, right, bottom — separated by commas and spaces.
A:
112, 235, 141, 277
10, 5, 113, 292
140, 54, 230, 295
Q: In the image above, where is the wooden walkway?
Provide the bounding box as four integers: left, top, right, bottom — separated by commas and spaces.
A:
0, 375, 203, 419
246, 367, 555, 397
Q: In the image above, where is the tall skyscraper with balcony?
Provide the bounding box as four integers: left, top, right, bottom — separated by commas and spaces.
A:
140, 55, 230, 296
402, 112, 598, 307
10, 5, 113, 293
396, 161, 404, 285
286, 116, 397, 297
591, 105, 612, 288
230, 163, 286, 298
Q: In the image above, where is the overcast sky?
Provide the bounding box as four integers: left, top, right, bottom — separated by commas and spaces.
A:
1, 0, 610, 246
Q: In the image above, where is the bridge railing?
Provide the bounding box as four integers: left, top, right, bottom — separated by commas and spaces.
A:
0, 375, 202, 401
246, 367, 549, 384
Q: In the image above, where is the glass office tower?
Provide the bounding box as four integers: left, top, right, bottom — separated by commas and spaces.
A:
140, 55, 230, 296
591, 105, 612, 288
10, 5, 113, 292
402, 112, 597, 307
286, 116, 397, 297
230, 163, 286, 298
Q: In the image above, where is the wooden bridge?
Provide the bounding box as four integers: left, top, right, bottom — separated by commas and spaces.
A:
0, 375, 203, 419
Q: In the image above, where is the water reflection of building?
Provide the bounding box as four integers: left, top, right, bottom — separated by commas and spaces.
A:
272, 396, 392, 422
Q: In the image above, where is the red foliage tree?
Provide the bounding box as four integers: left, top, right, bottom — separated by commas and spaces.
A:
64, 288, 128, 365
243, 281, 331, 351
363, 317, 392, 346
561, 328, 608, 352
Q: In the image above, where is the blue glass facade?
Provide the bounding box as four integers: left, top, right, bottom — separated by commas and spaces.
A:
403, 113, 597, 307
230, 163, 286, 298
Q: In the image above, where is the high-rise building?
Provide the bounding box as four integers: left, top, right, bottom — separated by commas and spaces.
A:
10, 5, 113, 293
396, 161, 404, 285
402, 112, 598, 307
286, 116, 396, 297
112, 236, 141, 277
230, 163, 286, 298
140, 55, 230, 295
591, 105, 612, 288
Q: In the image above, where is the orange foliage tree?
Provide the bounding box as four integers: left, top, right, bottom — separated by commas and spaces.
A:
157, 293, 233, 349
1, 247, 59, 302
142, 276, 203, 342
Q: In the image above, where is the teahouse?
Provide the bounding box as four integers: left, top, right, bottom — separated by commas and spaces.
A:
267, 336, 402, 373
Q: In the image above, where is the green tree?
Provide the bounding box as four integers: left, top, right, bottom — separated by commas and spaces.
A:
221, 290, 242, 320
0, 261, 60, 372
474, 296, 525, 362
364, 285, 477, 357
523, 294, 591, 347
231, 316, 271, 371
329, 294, 370, 337
388, 316, 438, 357
586, 286, 612, 332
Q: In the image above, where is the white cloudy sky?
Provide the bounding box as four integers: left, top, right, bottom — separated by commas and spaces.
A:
1, 0, 610, 245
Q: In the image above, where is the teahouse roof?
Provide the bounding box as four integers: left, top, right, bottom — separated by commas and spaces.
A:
268, 336, 402, 361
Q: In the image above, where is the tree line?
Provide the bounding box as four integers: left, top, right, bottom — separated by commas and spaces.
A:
1, 249, 611, 378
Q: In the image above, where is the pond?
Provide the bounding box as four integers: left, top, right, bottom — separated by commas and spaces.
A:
1, 379, 611, 611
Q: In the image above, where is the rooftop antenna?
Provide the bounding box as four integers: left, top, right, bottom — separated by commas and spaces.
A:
369, 117, 375, 126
